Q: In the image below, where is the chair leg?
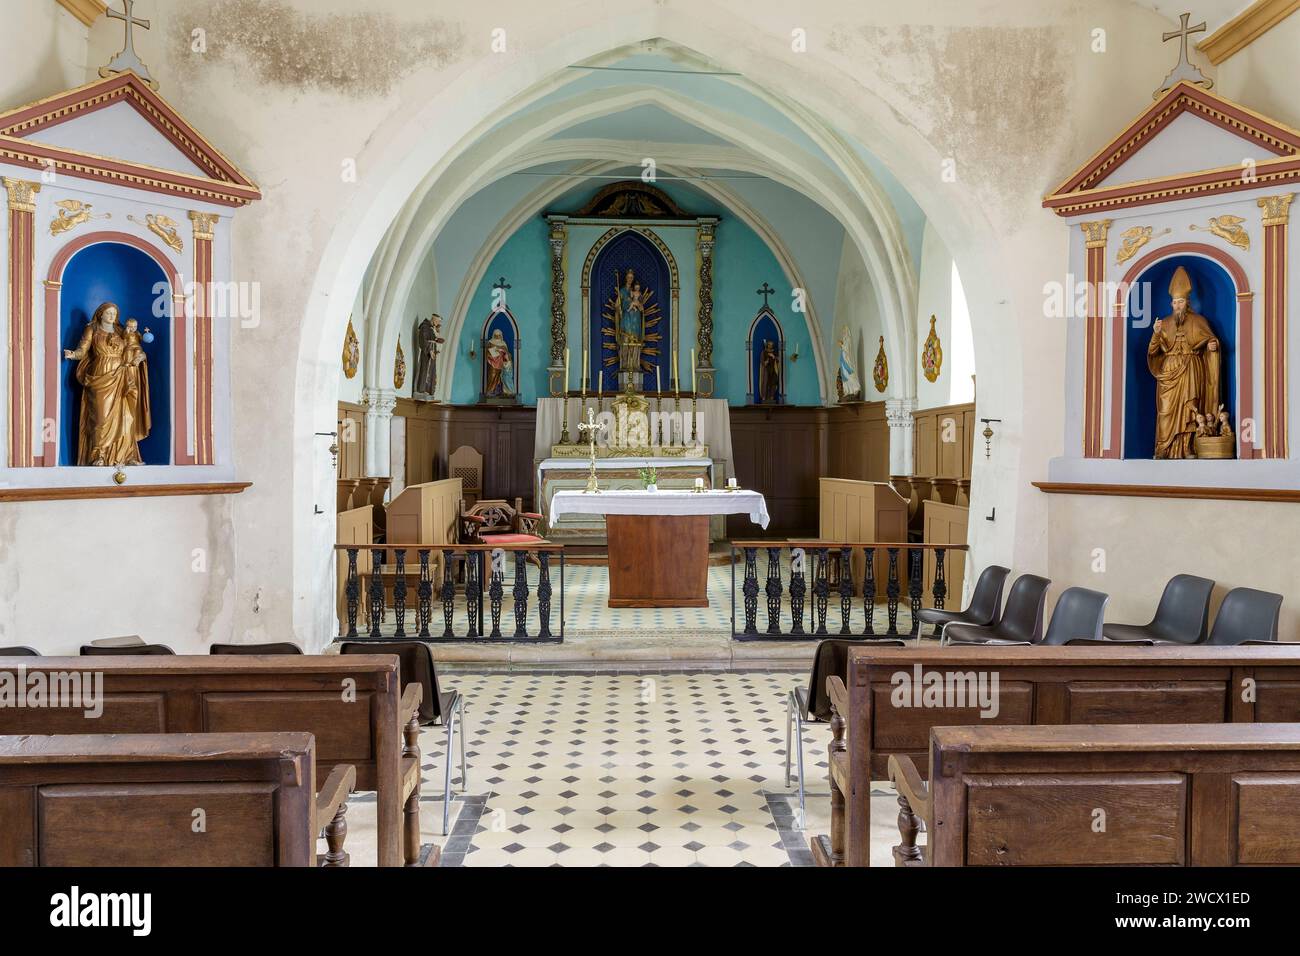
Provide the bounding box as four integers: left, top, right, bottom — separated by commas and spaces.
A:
442, 712, 456, 836
793, 707, 807, 830
457, 696, 468, 792
784, 692, 794, 788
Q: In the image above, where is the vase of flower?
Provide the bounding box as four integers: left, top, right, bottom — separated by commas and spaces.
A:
638, 466, 658, 492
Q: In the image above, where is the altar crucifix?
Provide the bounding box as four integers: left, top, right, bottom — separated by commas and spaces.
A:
99, 0, 158, 89
577, 408, 606, 493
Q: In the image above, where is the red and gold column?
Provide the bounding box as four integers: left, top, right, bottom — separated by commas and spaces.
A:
1080, 218, 1111, 458
1259, 194, 1293, 459
189, 210, 218, 465
4, 177, 40, 467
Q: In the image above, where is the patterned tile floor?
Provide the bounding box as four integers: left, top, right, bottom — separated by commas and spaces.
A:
345, 669, 903, 867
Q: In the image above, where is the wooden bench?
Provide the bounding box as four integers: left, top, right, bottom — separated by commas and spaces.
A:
0, 732, 355, 866
888, 723, 1300, 866
0, 654, 434, 867
814, 644, 1300, 866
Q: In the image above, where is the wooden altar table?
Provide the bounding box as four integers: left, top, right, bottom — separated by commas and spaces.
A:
550, 489, 769, 608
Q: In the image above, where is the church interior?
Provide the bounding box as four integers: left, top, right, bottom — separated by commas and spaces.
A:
3, 0, 1300, 893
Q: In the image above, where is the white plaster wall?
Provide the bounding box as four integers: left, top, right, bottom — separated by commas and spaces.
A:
915, 221, 954, 409
7, 0, 1281, 649
0, 1, 88, 108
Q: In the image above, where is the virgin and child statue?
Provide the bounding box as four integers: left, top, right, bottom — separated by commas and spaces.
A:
483, 328, 516, 399
1147, 266, 1221, 459
63, 302, 152, 466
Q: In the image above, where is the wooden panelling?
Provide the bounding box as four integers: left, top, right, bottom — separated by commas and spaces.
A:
338, 401, 366, 480
395, 401, 536, 506
818, 477, 909, 584
922, 500, 968, 608
913, 401, 975, 479
1062, 681, 1229, 723
1235, 775, 1300, 864
826, 402, 890, 482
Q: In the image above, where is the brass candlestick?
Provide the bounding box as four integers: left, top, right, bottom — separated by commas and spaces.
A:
690, 394, 699, 444
577, 408, 605, 493
559, 394, 571, 445
655, 393, 663, 447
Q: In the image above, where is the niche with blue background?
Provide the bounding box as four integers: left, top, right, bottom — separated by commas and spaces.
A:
480, 307, 521, 402
59, 242, 172, 466
1123, 253, 1236, 459
747, 308, 784, 404
589, 229, 673, 392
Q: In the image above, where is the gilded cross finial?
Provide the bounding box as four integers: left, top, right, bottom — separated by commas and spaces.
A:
1153, 12, 1212, 98
100, 1, 158, 90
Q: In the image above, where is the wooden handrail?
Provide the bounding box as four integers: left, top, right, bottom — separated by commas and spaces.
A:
731, 541, 969, 550
333, 542, 565, 553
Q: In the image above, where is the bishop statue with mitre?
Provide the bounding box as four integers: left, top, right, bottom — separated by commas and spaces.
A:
1147, 266, 1220, 459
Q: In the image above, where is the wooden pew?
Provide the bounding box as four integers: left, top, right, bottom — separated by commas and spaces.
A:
814, 644, 1300, 867
0, 655, 434, 867
888, 723, 1300, 866
0, 732, 355, 866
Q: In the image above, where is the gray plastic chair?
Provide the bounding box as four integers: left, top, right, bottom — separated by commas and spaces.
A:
79, 643, 174, 656
0, 646, 39, 656
1101, 574, 1214, 645
945, 573, 1050, 645
917, 565, 1010, 638
786, 638, 906, 830
1042, 587, 1110, 645
210, 642, 303, 655
1205, 587, 1283, 645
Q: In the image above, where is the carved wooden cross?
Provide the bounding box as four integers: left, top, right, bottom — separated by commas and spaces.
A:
756, 282, 776, 308
101, 0, 157, 88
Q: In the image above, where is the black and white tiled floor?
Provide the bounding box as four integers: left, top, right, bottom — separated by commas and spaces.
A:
345, 669, 902, 866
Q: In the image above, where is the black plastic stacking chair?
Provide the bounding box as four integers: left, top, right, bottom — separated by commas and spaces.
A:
1042, 587, 1110, 645
0, 646, 39, 656
341, 640, 466, 834
209, 642, 304, 654
786, 638, 906, 829
944, 574, 1050, 645
79, 643, 175, 656
916, 565, 1009, 640
1101, 574, 1214, 645
1205, 587, 1283, 645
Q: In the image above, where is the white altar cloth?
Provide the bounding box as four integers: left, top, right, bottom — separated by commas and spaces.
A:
550, 489, 770, 529
537, 456, 714, 490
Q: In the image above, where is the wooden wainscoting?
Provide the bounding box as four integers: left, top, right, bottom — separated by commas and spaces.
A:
337, 401, 366, 480
728, 405, 828, 536
913, 401, 974, 479
396, 400, 537, 506
921, 499, 969, 608
827, 401, 890, 482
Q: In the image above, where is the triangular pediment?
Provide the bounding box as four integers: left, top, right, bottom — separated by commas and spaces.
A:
1044, 81, 1300, 216
0, 71, 260, 205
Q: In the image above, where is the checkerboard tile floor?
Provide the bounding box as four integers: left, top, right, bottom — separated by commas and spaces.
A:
430, 670, 829, 866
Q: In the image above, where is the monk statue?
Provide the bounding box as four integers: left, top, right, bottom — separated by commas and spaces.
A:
1147, 266, 1220, 459
63, 301, 151, 466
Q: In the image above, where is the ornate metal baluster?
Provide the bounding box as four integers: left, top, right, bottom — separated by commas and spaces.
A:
885, 547, 900, 635
932, 548, 948, 637
537, 551, 553, 639
344, 547, 360, 638
465, 551, 481, 638
765, 548, 782, 635
813, 547, 830, 635
742, 547, 759, 636
790, 548, 807, 636
440, 549, 456, 638
392, 548, 408, 638
417, 549, 432, 640
513, 551, 529, 638
863, 547, 876, 637
488, 552, 504, 638
838, 546, 854, 635
368, 547, 386, 638
908, 547, 923, 638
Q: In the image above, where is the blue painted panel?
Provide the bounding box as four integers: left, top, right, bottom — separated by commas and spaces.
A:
58, 242, 171, 466
1123, 254, 1236, 459
590, 230, 672, 392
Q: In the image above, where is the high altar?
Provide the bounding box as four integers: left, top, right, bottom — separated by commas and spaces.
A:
533, 181, 734, 540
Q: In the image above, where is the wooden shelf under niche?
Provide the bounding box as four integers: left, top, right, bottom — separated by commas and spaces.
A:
1032, 481, 1300, 503
0, 481, 252, 502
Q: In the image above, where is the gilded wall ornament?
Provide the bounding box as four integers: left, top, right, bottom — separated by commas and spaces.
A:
1258, 193, 1295, 227
1079, 218, 1113, 248
342, 318, 360, 380
394, 340, 407, 389
1115, 225, 1170, 264
921, 315, 943, 383
128, 213, 183, 253
2, 177, 41, 213
1190, 214, 1249, 251
50, 199, 109, 236
872, 335, 889, 393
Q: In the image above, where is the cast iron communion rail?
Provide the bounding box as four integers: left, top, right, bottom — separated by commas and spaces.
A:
728, 541, 968, 641
334, 542, 565, 643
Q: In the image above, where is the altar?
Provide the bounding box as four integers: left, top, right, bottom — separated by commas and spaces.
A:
551, 489, 769, 607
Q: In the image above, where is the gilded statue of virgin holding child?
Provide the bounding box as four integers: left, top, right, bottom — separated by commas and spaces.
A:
63, 301, 152, 466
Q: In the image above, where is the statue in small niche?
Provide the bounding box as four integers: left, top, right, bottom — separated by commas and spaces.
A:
1148, 266, 1220, 459
758, 339, 781, 404
63, 302, 152, 466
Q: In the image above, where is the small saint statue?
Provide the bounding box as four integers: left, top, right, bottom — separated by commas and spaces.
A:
758, 339, 781, 404
63, 302, 151, 466
483, 329, 515, 398
836, 325, 861, 401
413, 313, 444, 397
1147, 266, 1220, 459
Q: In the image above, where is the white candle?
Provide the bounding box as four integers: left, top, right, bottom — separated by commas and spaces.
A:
582, 347, 587, 397
656, 365, 661, 394
728, 476, 738, 489
564, 347, 570, 393
672, 351, 678, 391
694, 477, 704, 491
690, 349, 696, 393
